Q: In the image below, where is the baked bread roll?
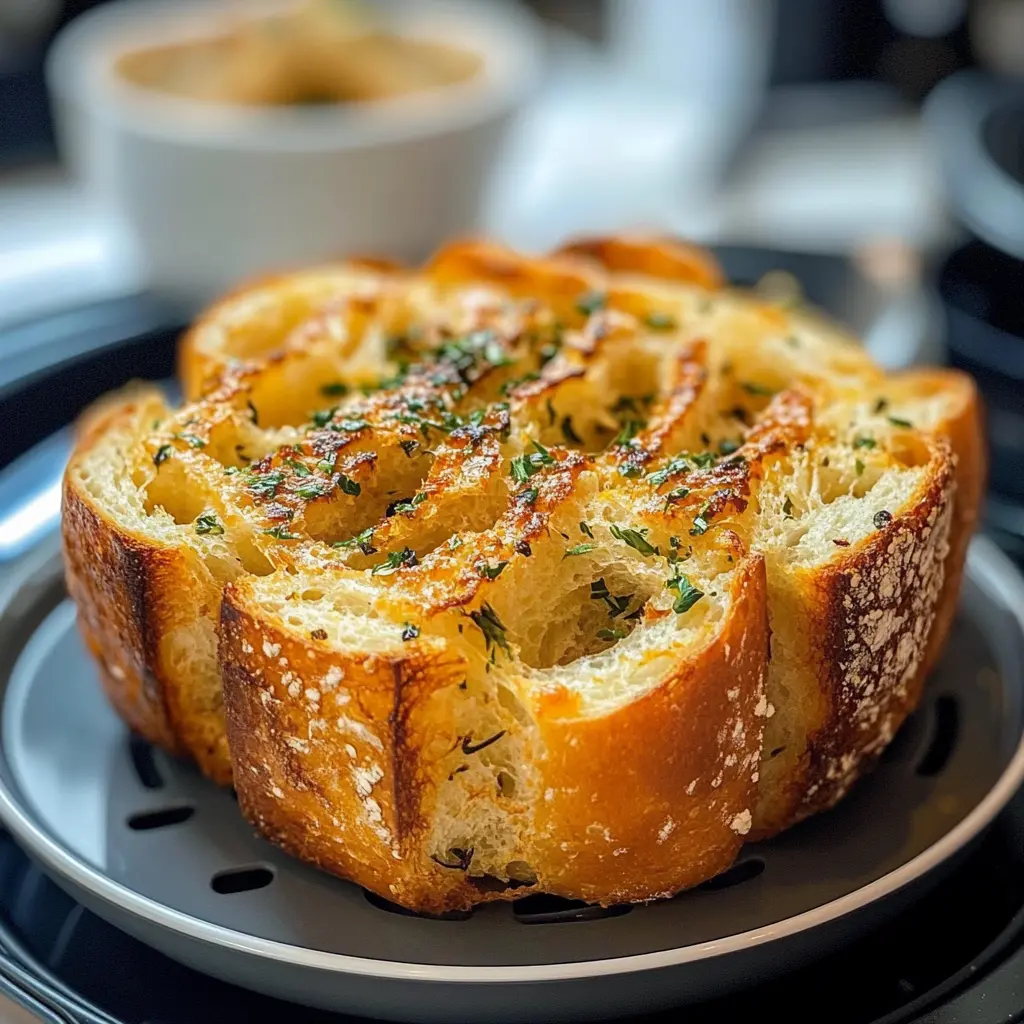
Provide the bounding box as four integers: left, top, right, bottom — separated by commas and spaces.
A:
62, 236, 983, 912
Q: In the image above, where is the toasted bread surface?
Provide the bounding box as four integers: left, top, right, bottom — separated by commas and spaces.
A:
63, 234, 981, 910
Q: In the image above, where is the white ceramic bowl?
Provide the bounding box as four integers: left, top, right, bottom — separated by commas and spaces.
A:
45, 0, 543, 308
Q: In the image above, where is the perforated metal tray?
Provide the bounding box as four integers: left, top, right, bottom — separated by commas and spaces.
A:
0, 536, 1022, 1023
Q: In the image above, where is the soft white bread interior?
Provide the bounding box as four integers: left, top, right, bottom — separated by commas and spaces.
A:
62, 236, 983, 911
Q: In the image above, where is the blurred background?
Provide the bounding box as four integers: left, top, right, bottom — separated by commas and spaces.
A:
0, 0, 1022, 558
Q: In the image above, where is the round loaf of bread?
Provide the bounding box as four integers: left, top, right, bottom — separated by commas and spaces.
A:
62, 236, 983, 912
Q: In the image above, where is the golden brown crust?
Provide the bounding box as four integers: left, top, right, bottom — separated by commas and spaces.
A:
553, 234, 725, 291
525, 554, 768, 904
752, 440, 955, 837
221, 553, 769, 913
886, 368, 985, 679
63, 233, 979, 911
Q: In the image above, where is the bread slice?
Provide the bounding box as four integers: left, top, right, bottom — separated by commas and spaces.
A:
62, 235, 981, 910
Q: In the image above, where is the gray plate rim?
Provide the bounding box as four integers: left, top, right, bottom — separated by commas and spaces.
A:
1, 536, 1023, 984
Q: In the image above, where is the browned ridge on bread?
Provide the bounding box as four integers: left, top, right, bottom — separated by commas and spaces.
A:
62, 236, 984, 912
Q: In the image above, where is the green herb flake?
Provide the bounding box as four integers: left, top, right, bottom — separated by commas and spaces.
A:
337, 475, 360, 497
644, 311, 677, 331
873, 397, 889, 414
194, 512, 224, 536
509, 454, 537, 484
311, 408, 336, 428
401, 623, 420, 642
609, 525, 658, 556
518, 487, 538, 506
782, 496, 795, 519
563, 543, 595, 558
176, 432, 206, 449
576, 290, 607, 316
332, 526, 376, 554
469, 603, 511, 657
741, 381, 776, 397
321, 382, 349, 397
248, 471, 285, 498
295, 477, 335, 500
853, 436, 877, 450
667, 572, 705, 615
888, 416, 913, 428
664, 486, 690, 509
393, 492, 427, 515
287, 459, 311, 477
597, 627, 627, 641
579, 521, 594, 538
479, 561, 508, 580
855, 458, 865, 476
371, 548, 418, 576
263, 524, 301, 541
153, 444, 173, 467
615, 419, 644, 446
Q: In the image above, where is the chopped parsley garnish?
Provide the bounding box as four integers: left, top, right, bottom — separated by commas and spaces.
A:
247, 401, 259, 425
392, 492, 427, 514
888, 416, 913, 428
287, 459, 311, 477
401, 623, 420, 641
560, 416, 583, 445
448, 535, 463, 550
337, 475, 361, 497
399, 439, 419, 458
248, 471, 285, 498
855, 459, 865, 476
478, 561, 508, 580
315, 459, 335, 475
691, 451, 717, 469
664, 486, 690, 509
576, 290, 607, 316
175, 432, 206, 449
579, 521, 594, 538
590, 578, 633, 618
782, 496, 795, 519
332, 527, 376, 555
563, 543, 595, 558
153, 444, 173, 467
263, 524, 301, 541
873, 510, 893, 529
295, 477, 334, 500
615, 419, 644, 446
311, 408, 335, 428
873, 397, 889, 414
597, 626, 627, 641
853, 436, 877, 450
719, 439, 741, 455
741, 382, 775, 397
667, 572, 704, 614
470, 603, 511, 657
609, 525, 658, 556
690, 502, 715, 536
371, 547, 418, 575
518, 487, 538, 506
510, 454, 536, 484
509, 440, 556, 483
644, 311, 677, 331
321, 382, 349, 397
194, 512, 224, 536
